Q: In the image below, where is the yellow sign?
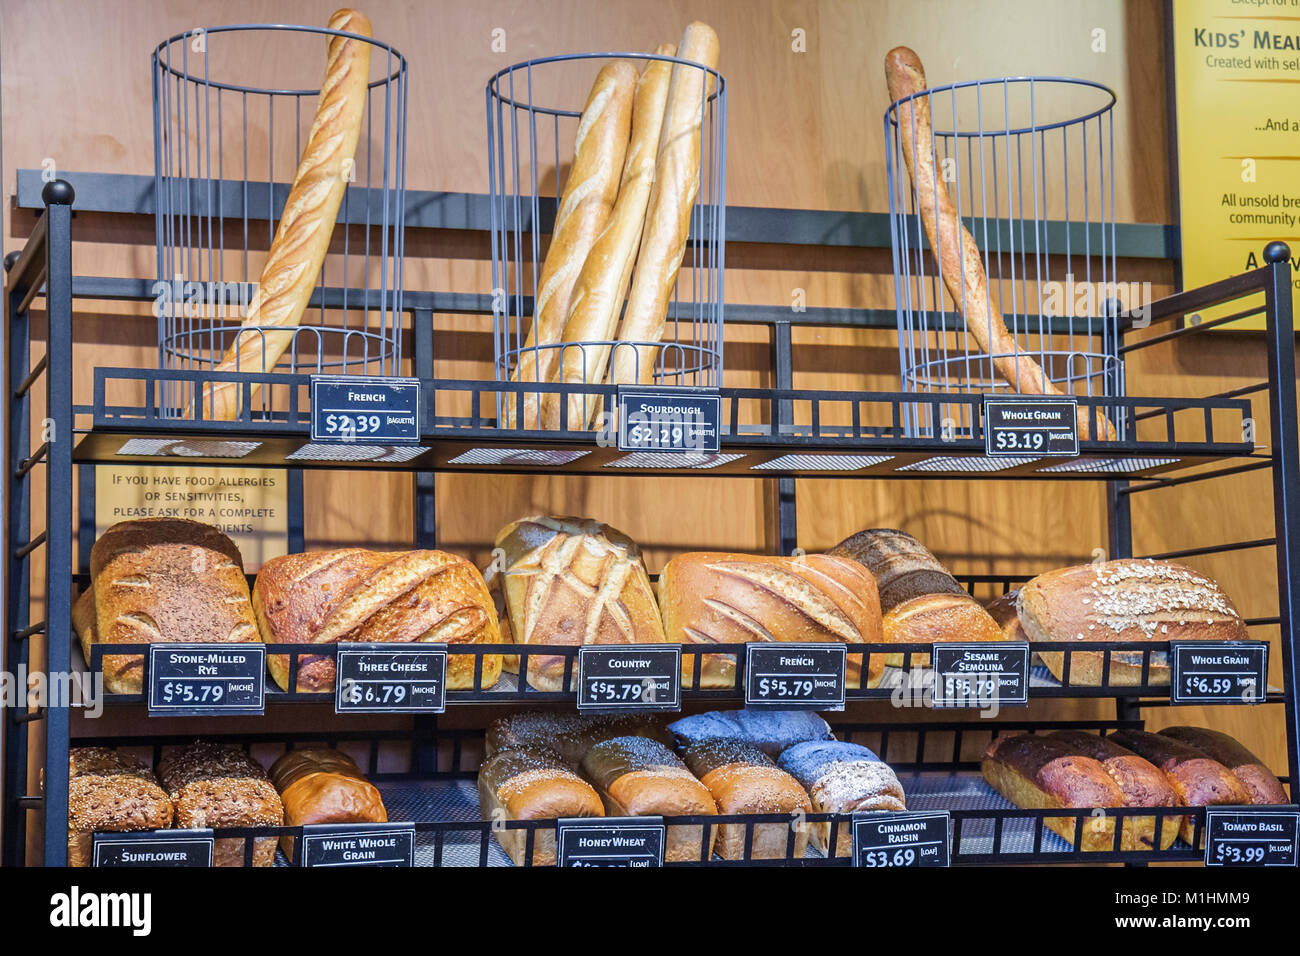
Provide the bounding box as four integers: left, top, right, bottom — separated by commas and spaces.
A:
96, 467, 288, 570
1172, 0, 1300, 328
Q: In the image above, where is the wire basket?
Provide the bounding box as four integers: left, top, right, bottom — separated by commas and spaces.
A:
885, 76, 1122, 440
487, 52, 726, 430
153, 22, 407, 417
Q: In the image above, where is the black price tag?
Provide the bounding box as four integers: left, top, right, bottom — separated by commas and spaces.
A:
1204, 808, 1299, 867
311, 374, 420, 443
147, 644, 265, 716
1170, 640, 1269, 704
984, 398, 1079, 456
744, 642, 846, 709
300, 823, 416, 867
852, 811, 951, 867
92, 829, 215, 867
930, 642, 1030, 708
617, 386, 721, 453
577, 645, 681, 714
335, 644, 447, 714
556, 817, 666, 867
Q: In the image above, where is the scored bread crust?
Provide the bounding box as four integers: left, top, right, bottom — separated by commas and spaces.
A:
1017, 559, 1246, 687
253, 547, 502, 692
86, 518, 258, 694
881, 592, 1003, 666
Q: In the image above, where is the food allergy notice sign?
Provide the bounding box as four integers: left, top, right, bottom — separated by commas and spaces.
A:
1171, 0, 1300, 329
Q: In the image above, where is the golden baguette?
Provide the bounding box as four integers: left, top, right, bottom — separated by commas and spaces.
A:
541, 46, 676, 431
506, 62, 637, 428
885, 46, 1115, 441
189, 9, 373, 421
611, 22, 719, 387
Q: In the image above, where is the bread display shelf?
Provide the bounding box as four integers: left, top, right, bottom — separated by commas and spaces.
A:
72, 367, 1254, 480
76, 640, 1288, 704
69, 722, 1221, 866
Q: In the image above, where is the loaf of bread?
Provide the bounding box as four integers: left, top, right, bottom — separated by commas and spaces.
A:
982, 733, 1124, 851
543, 46, 676, 431
191, 9, 373, 421
1158, 726, 1288, 805
507, 62, 637, 427
1048, 730, 1180, 851
1018, 559, 1247, 686
67, 748, 173, 867
681, 739, 810, 860
984, 588, 1028, 640
611, 22, 720, 388
253, 548, 501, 693
580, 735, 717, 861
156, 742, 284, 867
659, 552, 884, 689
478, 747, 604, 866
777, 740, 907, 857
885, 46, 1114, 441
85, 518, 259, 694
1106, 729, 1251, 845
829, 529, 1001, 666
268, 747, 386, 860
485, 712, 673, 767
667, 708, 831, 758
489, 516, 665, 691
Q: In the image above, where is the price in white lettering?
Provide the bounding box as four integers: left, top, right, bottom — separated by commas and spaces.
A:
160, 682, 225, 704
339, 679, 408, 706
1214, 844, 1266, 864
993, 430, 1045, 452
859, 847, 917, 867
755, 677, 815, 698
323, 413, 382, 436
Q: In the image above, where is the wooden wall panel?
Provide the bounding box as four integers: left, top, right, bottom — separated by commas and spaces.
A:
1, 0, 1292, 796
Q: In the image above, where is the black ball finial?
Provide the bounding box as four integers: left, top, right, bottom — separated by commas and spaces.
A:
3, 251, 19, 272
41, 179, 74, 206
1264, 241, 1291, 265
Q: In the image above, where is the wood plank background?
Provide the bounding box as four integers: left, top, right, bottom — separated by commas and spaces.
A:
1, 0, 1294, 858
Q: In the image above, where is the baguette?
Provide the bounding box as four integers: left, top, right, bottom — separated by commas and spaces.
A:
981, 733, 1124, 851
67, 748, 173, 868
542, 46, 676, 431
610, 22, 720, 387
681, 739, 810, 860
1018, 559, 1247, 687
1106, 729, 1251, 845
777, 741, 907, 857
579, 735, 717, 862
156, 743, 283, 867
268, 747, 386, 860
478, 747, 604, 866
1048, 730, 1180, 851
191, 9, 373, 421
1157, 727, 1288, 806
506, 62, 637, 427
884, 46, 1115, 441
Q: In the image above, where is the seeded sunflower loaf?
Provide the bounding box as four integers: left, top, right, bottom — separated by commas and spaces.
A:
488, 516, 666, 692
82, 518, 260, 695
156, 742, 284, 867
658, 552, 885, 689
253, 548, 502, 693
1017, 559, 1248, 686
67, 748, 173, 867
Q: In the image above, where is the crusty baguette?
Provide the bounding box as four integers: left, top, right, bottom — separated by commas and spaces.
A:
580, 735, 716, 862
1017, 559, 1247, 687
478, 747, 603, 866
1048, 730, 1181, 851
1106, 729, 1251, 846
507, 62, 637, 427
253, 548, 502, 693
190, 9, 373, 421
884, 46, 1115, 441
1157, 727, 1288, 806
981, 733, 1123, 851
542, 46, 676, 431
610, 22, 719, 387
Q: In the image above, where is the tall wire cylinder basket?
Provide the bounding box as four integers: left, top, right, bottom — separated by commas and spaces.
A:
885, 76, 1122, 440
487, 52, 726, 430
152, 22, 407, 417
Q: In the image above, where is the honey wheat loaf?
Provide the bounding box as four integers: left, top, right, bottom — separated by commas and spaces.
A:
190, 9, 372, 421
